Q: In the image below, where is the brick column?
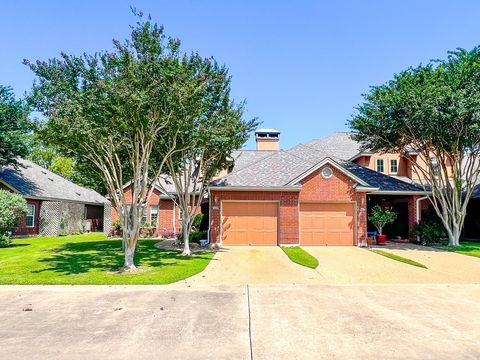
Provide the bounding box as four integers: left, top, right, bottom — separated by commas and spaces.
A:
407, 195, 420, 242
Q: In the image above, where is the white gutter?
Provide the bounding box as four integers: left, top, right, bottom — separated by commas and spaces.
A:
369, 190, 431, 196
355, 186, 380, 192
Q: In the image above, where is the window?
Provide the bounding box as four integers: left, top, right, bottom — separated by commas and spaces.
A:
150, 205, 159, 226
321, 167, 333, 179
26, 204, 35, 227
390, 159, 398, 173
431, 156, 440, 176
376, 159, 384, 173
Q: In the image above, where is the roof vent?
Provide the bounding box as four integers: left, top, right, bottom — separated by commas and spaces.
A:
48, 177, 54, 182
41, 170, 47, 175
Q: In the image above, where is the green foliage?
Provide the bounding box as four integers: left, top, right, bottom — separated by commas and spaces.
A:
0, 86, 30, 167
413, 222, 447, 245
0, 234, 11, 248
371, 250, 427, 269
0, 190, 28, 236
350, 47, 480, 157
192, 213, 203, 230
368, 205, 397, 235
177, 230, 206, 244
282, 247, 319, 269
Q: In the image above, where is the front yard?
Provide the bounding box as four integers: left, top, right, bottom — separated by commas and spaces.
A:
0, 233, 214, 284
440, 241, 480, 258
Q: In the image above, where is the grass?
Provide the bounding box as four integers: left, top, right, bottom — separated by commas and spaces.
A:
439, 241, 480, 258
281, 246, 319, 269
0, 233, 214, 284
371, 249, 427, 269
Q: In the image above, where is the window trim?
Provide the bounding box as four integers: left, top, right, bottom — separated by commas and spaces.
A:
26, 203, 35, 228
390, 159, 398, 174
376, 159, 385, 173
149, 205, 159, 226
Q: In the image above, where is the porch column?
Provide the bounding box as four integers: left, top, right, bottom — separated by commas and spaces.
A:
407, 195, 420, 242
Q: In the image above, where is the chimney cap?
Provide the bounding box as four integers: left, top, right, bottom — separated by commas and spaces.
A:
255, 128, 280, 135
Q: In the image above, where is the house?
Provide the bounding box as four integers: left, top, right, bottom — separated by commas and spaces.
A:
116, 130, 431, 245
110, 176, 204, 236
0, 159, 111, 236
208, 130, 430, 246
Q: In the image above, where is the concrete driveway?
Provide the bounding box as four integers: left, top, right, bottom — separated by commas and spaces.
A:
1, 284, 479, 359
186, 245, 480, 285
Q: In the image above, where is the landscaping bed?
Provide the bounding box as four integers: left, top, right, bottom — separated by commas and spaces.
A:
281, 246, 319, 269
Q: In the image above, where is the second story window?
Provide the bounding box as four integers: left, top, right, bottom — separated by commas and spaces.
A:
431, 156, 440, 176
390, 159, 398, 173
376, 159, 384, 173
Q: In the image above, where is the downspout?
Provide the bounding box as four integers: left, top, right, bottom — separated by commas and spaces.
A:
173, 199, 176, 233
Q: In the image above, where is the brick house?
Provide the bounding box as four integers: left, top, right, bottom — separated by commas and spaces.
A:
209, 130, 429, 246
117, 129, 431, 245
0, 159, 111, 236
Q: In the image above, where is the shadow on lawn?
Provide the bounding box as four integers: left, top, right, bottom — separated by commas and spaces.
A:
34, 239, 208, 275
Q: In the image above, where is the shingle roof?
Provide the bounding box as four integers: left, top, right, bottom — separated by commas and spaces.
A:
0, 159, 109, 204
341, 162, 426, 192
211, 133, 426, 193
305, 132, 363, 160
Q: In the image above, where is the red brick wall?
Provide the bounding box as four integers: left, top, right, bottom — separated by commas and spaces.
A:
210, 165, 369, 246
13, 199, 41, 236
408, 195, 420, 241
111, 187, 181, 236
209, 190, 300, 245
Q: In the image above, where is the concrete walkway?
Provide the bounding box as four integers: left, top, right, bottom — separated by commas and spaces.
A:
1, 284, 479, 359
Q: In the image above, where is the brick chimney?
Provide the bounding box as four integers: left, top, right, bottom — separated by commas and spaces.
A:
255, 128, 280, 150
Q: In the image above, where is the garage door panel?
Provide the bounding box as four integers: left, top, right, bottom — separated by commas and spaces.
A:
222, 202, 278, 245
300, 202, 354, 246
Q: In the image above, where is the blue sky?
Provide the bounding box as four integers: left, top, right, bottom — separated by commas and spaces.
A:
2, 1, 480, 149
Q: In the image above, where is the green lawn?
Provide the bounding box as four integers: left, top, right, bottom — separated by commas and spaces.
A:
371, 249, 427, 269
0, 233, 214, 284
440, 241, 480, 258
281, 246, 319, 269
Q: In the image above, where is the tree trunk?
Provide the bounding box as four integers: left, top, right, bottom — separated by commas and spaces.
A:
182, 221, 191, 256
447, 225, 461, 247
124, 242, 136, 269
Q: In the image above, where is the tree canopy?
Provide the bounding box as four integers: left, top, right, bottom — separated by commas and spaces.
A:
0, 86, 30, 167
350, 47, 480, 246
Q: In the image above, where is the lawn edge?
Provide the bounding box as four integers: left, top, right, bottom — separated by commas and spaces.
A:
281, 246, 319, 269
371, 249, 428, 269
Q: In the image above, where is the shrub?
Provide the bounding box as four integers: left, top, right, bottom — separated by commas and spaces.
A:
112, 219, 122, 231
177, 230, 206, 244
0, 234, 11, 248
414, 222, 447, 245
0, 190, 28, 236
192, 213, 203, 230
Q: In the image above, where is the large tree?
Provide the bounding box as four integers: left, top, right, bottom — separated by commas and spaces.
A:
157, 61, 257, 255
26, 14, 211, 269
350, 47, 480, 246
0, 86, 29, 167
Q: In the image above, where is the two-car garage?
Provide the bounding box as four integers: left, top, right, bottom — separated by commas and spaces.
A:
221, 201, 355, 246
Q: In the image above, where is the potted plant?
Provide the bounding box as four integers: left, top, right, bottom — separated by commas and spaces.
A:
368, 205, 397, 244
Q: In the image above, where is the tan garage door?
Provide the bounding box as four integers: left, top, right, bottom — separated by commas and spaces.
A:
222, 202, 278, 245
300, 202, 354, 245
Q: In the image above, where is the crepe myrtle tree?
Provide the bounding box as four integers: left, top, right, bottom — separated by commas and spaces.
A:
0, 85, 30, 167
157, 60, 258, 255
350, 47, 480, 246
25, 13, 212, 269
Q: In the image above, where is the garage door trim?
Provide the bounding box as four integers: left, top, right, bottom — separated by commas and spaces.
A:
221, 200, 280, 246
299, 201, 357, 246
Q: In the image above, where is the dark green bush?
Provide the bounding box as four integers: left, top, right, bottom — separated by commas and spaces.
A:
177, 230, 206, 244
192, 214, 203, 230
0, 234, 11, 248
414, 222, 447, 245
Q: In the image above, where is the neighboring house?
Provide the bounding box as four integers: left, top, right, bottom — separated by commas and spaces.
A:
0, 159, 111, 236
209, 130, 429, 246
111, 176, 203, 237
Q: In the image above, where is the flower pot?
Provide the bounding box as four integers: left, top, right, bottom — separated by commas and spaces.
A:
376, 234, 387, 244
